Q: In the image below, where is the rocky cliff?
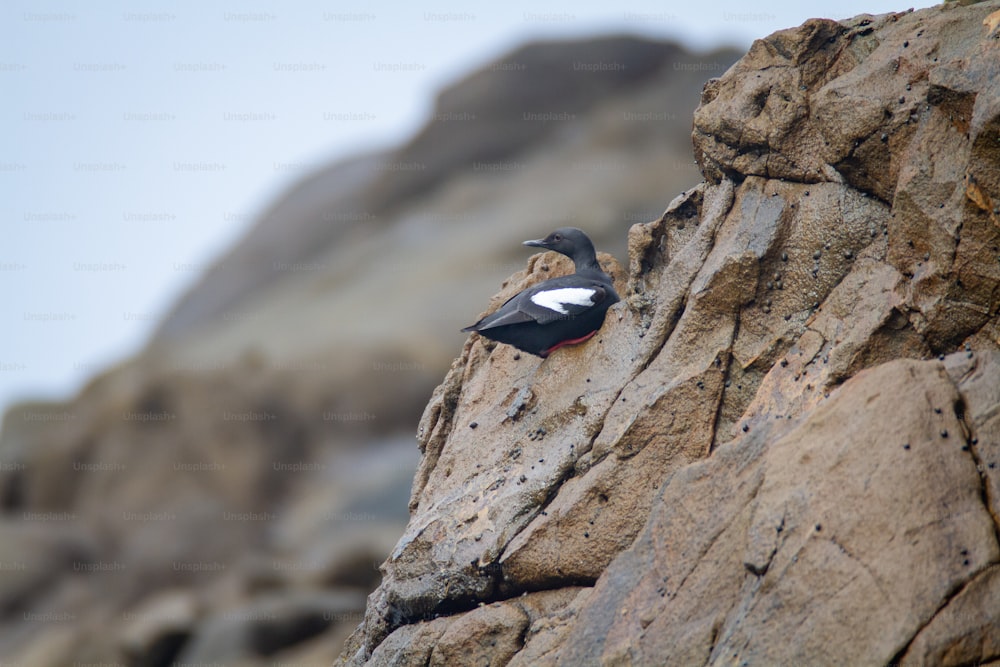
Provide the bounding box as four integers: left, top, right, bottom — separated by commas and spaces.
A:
341, 3, 1000, 665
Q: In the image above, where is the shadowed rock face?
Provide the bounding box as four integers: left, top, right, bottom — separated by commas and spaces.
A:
341, 3, 1000, 665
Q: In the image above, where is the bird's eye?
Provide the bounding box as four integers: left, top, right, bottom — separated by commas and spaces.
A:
553, 234, 562, 241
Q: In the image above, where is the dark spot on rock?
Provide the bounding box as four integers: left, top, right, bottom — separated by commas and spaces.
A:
742, 424, 749, 432
513, 353, 521, 360
781, 251, 788, 261
469, 422, 478, 429
903, 40, 909, 47
941, 429, 948, 438
815, 524, 822, 532
903, 443, 910, 450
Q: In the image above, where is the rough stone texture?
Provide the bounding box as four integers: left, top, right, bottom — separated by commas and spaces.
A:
367, 588, 583, 667
342, 3, 1000, 664
900, 564, 1000, 667
560, 357, 998, 666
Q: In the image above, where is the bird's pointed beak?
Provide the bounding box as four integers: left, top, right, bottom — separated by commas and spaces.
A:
523, 238, 546, 248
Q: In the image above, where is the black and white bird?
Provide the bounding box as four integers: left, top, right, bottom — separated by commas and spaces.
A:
462, 227, 619, 358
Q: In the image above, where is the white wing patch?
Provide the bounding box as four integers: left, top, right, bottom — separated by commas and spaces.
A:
530, 287, 596, 314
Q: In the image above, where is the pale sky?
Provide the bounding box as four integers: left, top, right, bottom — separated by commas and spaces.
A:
0, 0, 935, 415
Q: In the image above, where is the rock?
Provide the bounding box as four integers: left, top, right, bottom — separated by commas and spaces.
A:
0, 519, 94, 613
177, 589, 365, 664
119, 589, 200, 667
945, 346, 1000, 525
363, 588, 583, 667
342, 2, 1000, 664
7, 626, 79, 667
363, 617, 447, 666
899, 564, 1000, 667
559, 357, 998, 665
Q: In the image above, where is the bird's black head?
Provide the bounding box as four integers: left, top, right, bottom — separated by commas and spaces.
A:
523, 227, 600, 272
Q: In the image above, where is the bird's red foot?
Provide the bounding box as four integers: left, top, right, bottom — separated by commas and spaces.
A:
540, 330, 598, 357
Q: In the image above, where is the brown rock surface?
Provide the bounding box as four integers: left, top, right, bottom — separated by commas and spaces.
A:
559, 357, 998, 665
342, 2, 1000, 664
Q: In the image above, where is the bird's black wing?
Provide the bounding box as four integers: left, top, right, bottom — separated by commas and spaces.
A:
470, 279, 611, 331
